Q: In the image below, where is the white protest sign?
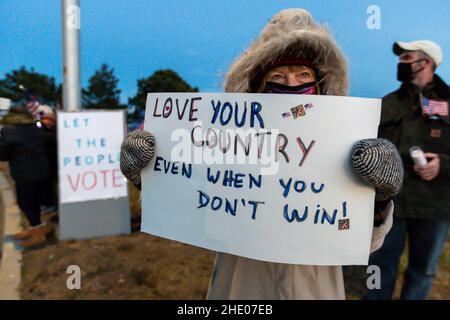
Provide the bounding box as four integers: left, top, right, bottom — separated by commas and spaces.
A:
58, 111, 128, 204
141, 93, 381, 265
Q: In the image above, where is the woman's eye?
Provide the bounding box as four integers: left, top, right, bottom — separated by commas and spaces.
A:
301, 72, 312, 78
270, 74, 283, 81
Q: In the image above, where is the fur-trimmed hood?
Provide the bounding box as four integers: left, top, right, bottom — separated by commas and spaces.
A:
0, 110, 35, 125
224, 9, 349, 95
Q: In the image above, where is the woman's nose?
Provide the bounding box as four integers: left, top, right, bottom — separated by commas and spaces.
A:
286, 74, 301, 86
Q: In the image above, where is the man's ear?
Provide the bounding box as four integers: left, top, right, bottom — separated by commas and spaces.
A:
423, 58, 437, 72
426, 59, 437, 71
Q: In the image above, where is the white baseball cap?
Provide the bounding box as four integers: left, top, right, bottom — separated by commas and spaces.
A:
393, 40, 443, 67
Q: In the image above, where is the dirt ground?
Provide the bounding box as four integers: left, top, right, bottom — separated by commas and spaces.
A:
20, 231, 216, 300
17, 181, 216, 300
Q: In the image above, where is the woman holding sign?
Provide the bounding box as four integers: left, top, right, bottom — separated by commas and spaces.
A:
120, 9, 404, 299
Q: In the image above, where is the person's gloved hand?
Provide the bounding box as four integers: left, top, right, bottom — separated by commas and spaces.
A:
351, 138, 404, 201
120, 129, 155, 188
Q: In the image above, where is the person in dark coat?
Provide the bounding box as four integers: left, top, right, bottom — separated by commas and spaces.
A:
365, 40, 449, 300
0, 107, 52, 247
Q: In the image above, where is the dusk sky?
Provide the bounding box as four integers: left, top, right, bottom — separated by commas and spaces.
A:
1, 0, 449, 103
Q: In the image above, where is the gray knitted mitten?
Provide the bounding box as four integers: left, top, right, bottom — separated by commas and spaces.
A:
351, 138, 404, 201
120, 129, 155, 188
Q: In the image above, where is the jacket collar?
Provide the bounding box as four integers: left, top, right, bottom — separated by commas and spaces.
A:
399, 74, 449, 100
0, 112, 36, 125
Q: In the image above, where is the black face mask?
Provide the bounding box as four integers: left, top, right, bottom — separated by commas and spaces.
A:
263, 81, 319, 95
397, 59, 427, 83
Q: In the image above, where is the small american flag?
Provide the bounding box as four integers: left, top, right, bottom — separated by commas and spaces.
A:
20, 86, 40, 119
422, 98, 449, 117
26, 97, 40, 118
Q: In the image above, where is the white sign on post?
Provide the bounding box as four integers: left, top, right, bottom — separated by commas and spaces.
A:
141, 93, 381, 266
58, 111, 128, 204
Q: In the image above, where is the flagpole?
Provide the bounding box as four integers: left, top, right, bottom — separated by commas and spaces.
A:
61, 0, 81, 112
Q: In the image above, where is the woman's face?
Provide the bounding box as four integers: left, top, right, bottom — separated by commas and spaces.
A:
264, 65, 316, 86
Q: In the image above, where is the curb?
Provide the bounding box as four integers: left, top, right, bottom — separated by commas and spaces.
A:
0, 172, 22, 300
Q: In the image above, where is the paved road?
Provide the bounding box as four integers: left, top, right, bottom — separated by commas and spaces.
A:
0, 175, 3, 267
0, 172, 22, 300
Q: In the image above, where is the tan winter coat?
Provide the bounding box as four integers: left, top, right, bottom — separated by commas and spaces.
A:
207, 8, 394, 300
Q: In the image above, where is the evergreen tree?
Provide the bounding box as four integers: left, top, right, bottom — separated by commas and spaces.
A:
0, 66, 60, 105
128, 69, 198, 113
83, 64, 122, 109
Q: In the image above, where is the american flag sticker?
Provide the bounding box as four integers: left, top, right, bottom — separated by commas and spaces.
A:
422, 98, 449, 117
338, 219, 350, 230
291, 105, 306, 119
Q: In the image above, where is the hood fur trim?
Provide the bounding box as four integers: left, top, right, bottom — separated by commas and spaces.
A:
224, 9, 349, 95
1, 111, 35, 125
